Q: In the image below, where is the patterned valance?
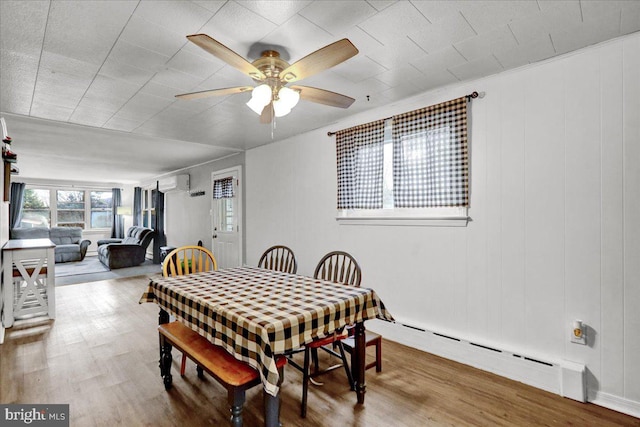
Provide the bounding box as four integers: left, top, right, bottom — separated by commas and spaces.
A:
213, 177, 234, 199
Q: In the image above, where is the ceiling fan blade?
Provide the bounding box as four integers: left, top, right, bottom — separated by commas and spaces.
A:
260, 103, 274, 124
290, 85, 355, 108
279, 39, 358, 83
175, 86, 254, 100
187, 34, 266, 80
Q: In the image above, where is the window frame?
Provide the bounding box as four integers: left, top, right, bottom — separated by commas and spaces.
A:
20, 186, 114, 231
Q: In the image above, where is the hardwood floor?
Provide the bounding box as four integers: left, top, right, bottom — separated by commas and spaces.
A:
1, 276, 638, 426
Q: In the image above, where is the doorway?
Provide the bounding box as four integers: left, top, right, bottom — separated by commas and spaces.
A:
211, 166, 242, 269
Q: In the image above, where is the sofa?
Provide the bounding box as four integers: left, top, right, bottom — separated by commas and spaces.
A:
11, 227, 91, 263
97, 226, 155, 269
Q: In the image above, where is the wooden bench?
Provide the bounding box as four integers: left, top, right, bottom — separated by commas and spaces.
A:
158, 321, 286, 427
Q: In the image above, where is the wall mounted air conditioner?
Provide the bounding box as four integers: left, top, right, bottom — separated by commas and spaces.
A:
158, 174, 189, 192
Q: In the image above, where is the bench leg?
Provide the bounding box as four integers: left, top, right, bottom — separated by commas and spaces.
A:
160, 335, 173, 390
158, 309, 173, 390
228, 388, 246, 427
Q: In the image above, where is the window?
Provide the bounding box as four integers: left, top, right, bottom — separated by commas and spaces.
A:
19, 187, 113, 230
90, 191, 112, 228
20, 189, 51, 228
141, 189, 155, 229
57, 190, 85, 228
336, 96, 469, 226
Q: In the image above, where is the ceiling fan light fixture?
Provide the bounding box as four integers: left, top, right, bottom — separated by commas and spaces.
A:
246, 84, 272, 115
272, 99, 291, 117
278, 87, 300, 109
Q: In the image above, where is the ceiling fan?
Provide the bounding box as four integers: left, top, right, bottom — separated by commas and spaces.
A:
175, 34, 359, 124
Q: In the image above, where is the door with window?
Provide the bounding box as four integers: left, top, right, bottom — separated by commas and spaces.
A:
211, 167, 242, 269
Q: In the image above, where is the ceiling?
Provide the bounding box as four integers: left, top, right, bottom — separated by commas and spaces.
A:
1, 0, 639, 184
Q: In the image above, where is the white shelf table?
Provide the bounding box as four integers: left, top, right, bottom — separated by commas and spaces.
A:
1, 238, 56, 327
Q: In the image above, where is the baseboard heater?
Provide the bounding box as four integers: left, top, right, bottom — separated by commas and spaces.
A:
369, 319, 585, 402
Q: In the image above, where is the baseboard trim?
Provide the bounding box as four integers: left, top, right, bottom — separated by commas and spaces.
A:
591, 391, 640, 418
367, 319, 640, 419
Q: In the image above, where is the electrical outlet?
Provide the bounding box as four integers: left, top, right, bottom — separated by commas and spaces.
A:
571, 320, 586, 345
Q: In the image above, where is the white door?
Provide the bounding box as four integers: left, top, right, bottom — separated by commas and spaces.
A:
211, 166, 242, 269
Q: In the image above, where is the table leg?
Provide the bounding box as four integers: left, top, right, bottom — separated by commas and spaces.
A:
351, 321, 366, 404
263, 364, 284, 427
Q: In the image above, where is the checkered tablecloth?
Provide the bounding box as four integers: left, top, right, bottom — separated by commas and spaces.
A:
139, 266, 394, 396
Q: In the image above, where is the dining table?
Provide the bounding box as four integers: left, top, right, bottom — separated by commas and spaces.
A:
139, 266, 394, 426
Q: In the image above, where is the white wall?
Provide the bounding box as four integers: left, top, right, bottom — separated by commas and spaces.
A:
163, 153, 245, 254
245, 33, 640, 414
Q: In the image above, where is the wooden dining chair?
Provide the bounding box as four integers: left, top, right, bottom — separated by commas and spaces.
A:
162, 245, 218, 375
257, 245, 298, 274
290, 251, 362, 417
162, 245, 217, 277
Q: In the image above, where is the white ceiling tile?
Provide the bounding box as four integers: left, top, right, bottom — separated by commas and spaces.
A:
366, 1, 397, 13
68, 106, 114, 127
43, 0, 137, 66
298, 1, 377, 36
134, 0, 214, 35
411, 46, 468, 75
30, 101, 74, 122
493, 35, 556, 69
365, 37, 428, 70
380, 82, 423, 103
191, 1, 226, 14
409, 12, 476, 54
410, 0, 464, 24
454, 26, 519, 62
258, 14, 335, 63
86, 74, 140, 102
199, 1, 277, 56
108, 40, 172, 73
358, 1, 431, 45
551, 10, 622, 55
374, 64, 425, 89
40, 51, 100, 80
150, 67, 207, 92
165, 49, 225, 80
448, 54, 503, 81
621, 5, 640, 35
140, 81, 184, 100
459, 0, 540, 35
99, 58, 156, 87
416, 70, 460, 93
0, 0, 48, 55
104, 116, 145, 132
580, 0, 631, 24
331, 54, 387, 83
120, 15, 187, 57
0, 50, 40, 113
340, 26, 384, 55
509, 1, 582, 45
240, 1, 312, 25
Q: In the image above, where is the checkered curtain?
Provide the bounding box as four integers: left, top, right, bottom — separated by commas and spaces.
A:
336, 120, 386, 209
213, 177, 234, 199
392, 96, 469, 207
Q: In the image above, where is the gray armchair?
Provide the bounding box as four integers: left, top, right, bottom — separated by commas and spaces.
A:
97, 226, 155, 269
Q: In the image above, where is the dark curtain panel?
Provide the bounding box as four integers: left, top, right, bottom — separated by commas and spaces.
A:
152, 183, 166, 264
9, 182, 25, 230
336, 119, 386, 209
110, 188, 124, 238
133, 186, 142, 226
392, 96, 469, 207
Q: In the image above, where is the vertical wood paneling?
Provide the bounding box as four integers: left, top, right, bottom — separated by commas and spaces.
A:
564, 50, 602, 384
484, 81, 504, 341
523, 60, 565, 355
467, 88, 488, 338
599, 42, 625, 396
499, 73, 527, 348
623, 35, 640, 401
242, 32, 640, 410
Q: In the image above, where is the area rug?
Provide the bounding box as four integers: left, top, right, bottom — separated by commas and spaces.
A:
55, 256, 109, 277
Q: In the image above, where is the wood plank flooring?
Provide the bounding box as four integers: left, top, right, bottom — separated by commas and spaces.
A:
1, 276, 638, 426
